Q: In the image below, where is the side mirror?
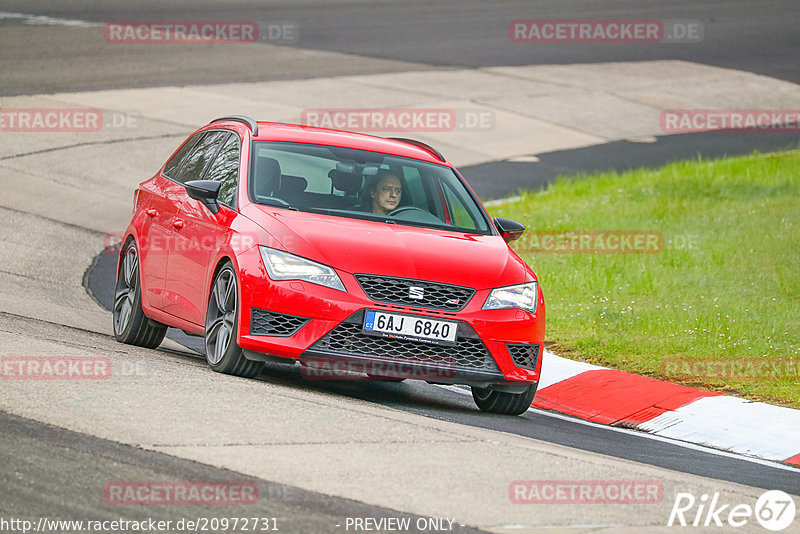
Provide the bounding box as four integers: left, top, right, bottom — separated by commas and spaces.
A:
184, 180, 221, 214
494, 217, 526, 243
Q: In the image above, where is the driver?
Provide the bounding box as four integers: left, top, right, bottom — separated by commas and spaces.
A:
366, 172, 403, 215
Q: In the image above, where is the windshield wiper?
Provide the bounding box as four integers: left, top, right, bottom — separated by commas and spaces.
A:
259, 197, 297, 210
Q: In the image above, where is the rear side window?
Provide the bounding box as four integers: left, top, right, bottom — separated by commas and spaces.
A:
204, 133, 240, 207
174, 131, 228, 184
162, 133, 202, 180
259, 148, 333, 194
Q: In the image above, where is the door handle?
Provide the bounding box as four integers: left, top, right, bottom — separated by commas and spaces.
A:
145, 208, 158, 217
172, 219, 185, 229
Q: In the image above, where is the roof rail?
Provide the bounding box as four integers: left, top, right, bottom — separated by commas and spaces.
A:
388, 137, 445, 162
210, 115, 258, 136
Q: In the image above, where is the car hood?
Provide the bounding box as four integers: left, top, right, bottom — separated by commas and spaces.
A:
242, 205, 533, 290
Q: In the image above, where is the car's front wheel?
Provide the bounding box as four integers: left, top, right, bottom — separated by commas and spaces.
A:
471, 383, 537, 415
113, 241, 167, 348
205, 262, 264, 378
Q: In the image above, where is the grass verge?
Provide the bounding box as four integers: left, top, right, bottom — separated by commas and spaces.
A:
486, 150, 800, 408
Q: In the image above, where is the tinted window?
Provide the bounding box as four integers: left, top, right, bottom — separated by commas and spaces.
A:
204, 133, 240, 207
175, 131, 227, 184
402, 166, 425, 205
163, 133, 202, 179
264, 148, 332, 194
441, 179, 479, 230
250, 142, 491, 234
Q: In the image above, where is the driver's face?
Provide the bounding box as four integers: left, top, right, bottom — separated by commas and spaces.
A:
372, 175, 402, 214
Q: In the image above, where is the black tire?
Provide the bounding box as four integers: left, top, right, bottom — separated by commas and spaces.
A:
205, 262, 264, 378
471, 383, 538, 415
113, 241, 167, 348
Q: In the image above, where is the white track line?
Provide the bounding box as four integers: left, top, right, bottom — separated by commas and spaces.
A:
639, 396, 800, 461
0, 11, 101, 28
435, 385, 800, 473
483, 196, 522, 207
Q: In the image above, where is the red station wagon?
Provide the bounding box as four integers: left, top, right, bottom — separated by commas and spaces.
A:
113, 116, 545, 415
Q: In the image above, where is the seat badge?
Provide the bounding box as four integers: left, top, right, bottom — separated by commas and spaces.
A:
408, 286, 425, 300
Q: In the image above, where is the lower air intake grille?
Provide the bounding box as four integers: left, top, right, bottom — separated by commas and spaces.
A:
310, 322, 497, 372
507, 343, 540, 370
250, 309, 309, 336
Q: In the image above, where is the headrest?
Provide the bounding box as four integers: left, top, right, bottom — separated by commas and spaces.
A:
329, 169, 363, 195
255, 156, 281, 197
280, 175, 307, 194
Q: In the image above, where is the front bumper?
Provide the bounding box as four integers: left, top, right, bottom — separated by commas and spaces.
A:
235, 251, 545, 386
299, 309, 507, 385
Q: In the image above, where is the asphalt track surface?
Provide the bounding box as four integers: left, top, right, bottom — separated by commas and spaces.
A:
0, 410, 485, 533
3, 0, 800, 529
2, 1, 798, 199
462, 130, 800, 199
1, 0, 799, 95
85, 250, 800, 496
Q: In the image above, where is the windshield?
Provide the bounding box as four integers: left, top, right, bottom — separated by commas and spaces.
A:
249, 141, 491, 233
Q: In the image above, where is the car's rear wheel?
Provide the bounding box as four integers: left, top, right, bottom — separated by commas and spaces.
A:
205, 263, 264, 378
113, 241, 167, 348
471, 383, 537, 415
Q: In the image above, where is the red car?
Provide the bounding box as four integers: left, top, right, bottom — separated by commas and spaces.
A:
113, 116, 544, 415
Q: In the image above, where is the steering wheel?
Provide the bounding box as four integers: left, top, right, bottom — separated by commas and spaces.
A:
387, 206, 429, 217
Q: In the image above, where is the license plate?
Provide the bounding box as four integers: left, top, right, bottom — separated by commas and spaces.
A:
363, 310, 458, 346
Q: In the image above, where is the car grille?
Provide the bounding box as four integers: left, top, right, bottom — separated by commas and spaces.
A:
507, 343, 540, 370
309, 322, 498, 372
250, 309, 309, 336
355, 274, 474, 311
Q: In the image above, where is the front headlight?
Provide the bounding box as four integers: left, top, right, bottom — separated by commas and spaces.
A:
259, 246, 346, 292
482, 282, 538, 314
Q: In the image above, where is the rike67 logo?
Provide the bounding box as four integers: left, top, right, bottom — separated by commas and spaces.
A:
668, 490, 796, 531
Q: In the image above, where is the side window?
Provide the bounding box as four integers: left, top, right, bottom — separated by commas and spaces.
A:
163, 133, 202, 180
174, 131, 227, 184
204, 133, 240, 207
402, 166, 425, 205
441, 180, 478, 230
402, 165, 441, 218
254, 148, 331, 194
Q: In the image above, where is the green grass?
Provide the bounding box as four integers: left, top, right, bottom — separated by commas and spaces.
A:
486, 150, 800, 407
